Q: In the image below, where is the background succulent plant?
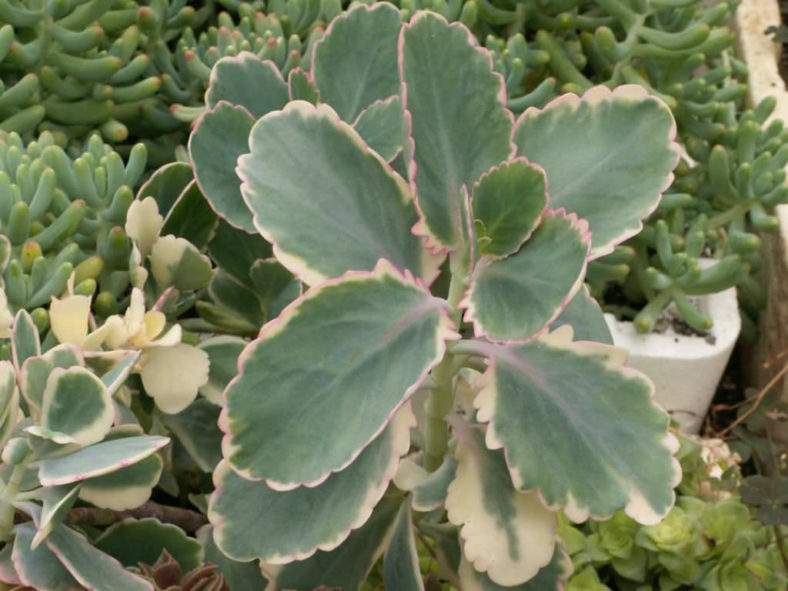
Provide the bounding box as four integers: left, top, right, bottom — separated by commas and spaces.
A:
0, 0, 220, 141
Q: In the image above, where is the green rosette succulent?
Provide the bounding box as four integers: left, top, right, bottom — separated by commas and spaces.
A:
560, 437, 787, 591
181, 4, 684, 587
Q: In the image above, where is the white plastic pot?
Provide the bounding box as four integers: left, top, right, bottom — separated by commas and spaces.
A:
604, 279, 741, 434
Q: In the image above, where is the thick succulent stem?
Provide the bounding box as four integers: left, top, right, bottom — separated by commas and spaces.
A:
424, 353, 456, 472
0, 463, 27, 540
423, 255, 468, 472
65, 501, 208, 533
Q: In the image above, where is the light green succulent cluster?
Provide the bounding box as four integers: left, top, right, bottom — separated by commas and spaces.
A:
559, 436, 787, 591
562, 498, 786, 591
0, 130, 150, 333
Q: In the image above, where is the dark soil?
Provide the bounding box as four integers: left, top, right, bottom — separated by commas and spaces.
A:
770, 1, 788, 82
703, 343, 747, 436
602, 284, 716, 344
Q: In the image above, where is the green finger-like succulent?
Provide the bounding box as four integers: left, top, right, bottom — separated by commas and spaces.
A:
0, 0, 219, 142
0, 130, 146, 319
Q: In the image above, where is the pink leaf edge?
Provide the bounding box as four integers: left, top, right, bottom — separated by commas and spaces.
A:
514, 84, 681, 260
218, 258, 460, 491
209, 402, 415, 565
398, 10, 516, 256
459, 208, 591, 346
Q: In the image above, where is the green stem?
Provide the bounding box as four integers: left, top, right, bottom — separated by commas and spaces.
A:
457, 354, 487, 373
0, 464, 27, 540
705, 203, 749, 231
65, 501, 208, 532
423, 256, 469, 472
706, 203, 748, 230
609, 13, 646, 85
773, 524, 788, 573
424, 354, 455, 472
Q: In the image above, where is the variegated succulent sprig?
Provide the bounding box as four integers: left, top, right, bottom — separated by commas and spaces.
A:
0, 308, 174, 587
187, 5, 684, 588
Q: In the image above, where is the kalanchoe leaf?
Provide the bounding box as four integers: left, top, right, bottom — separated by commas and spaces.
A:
139, 343, 210, 415
12, 522, 80, 591
162, 398, 224, 473
470, 327, 680, 524
311, 4, 402, 122
100, 351, 140, 396
208, 269, 265, 328
206, 53, 288, 118
11, 310, 40, 370
238, 101, 439, 286
49, 295, 92, 348
462, 210, 590, 343
207, 219, 272, 288
0, 542, 21, 586
0, 359, 20, 429
288, 68, 319, 104
248, 259, 298, 319
161, 181, 219, 250
126, 197, 165, 260
400, 11, 514, 251
95, 518, 203, 573
353, 96, 406, 163
457, 544, 573, 590
25, 426, 78, 451
551, 286, 613, 345
30, 485, 81, 549
222, 260, 458, 488
393, 456, 458, 512
739, 475, 788, 526
470, 158, 548, 259
198, 525, 269, 591
40, 366, 113, 447
513, 85, 680, 258
136, 162, 194, 217
150, 235, 214, 292
78, 448, 163, 511
262, 494, 402, 590
196, 337, 246, 406
43, 523, 153, 591
189, 102, 257, 233
445, 420, 556, 586
38, 434, 169, 486
211, 405, 413, 563
383, 501, 423, 591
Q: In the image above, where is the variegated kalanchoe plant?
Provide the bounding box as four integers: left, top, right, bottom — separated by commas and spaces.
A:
184, 4, 686, 588
0, 309, 173, 588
